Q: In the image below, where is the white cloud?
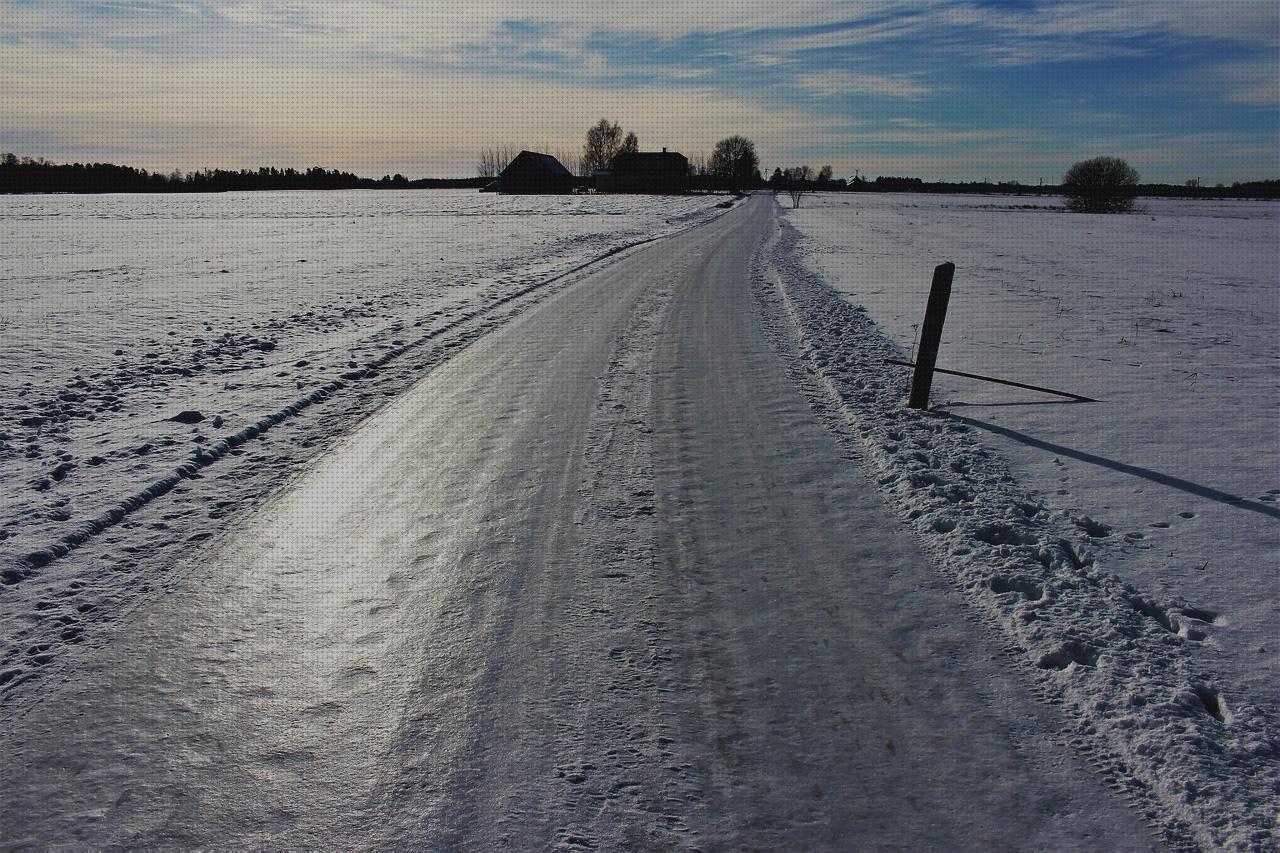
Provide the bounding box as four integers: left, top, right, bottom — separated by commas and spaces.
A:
981, 40, 1151, 67
795, 69, 932, 98
765, 1, 1278, 59
983, 1, 1279, 48
280, 0, 888, 42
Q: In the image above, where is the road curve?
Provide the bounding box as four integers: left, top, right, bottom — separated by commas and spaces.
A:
0, 197, 1157, 850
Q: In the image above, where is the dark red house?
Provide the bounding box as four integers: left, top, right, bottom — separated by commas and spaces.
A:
597, 149, 689, 194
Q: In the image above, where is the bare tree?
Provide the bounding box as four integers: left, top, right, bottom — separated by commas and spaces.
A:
817, 164, 834, 184
621, 131, 639, 154
552, 147, 585, 178
781, 165, 813, 207
477, 146, 518, 178
583, 119, 624, 175
710, 135, 759, 190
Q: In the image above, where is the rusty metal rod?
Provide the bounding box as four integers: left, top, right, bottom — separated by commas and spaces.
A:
884, 358, 1099, 402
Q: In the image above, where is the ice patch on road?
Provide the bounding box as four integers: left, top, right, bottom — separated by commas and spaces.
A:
552, 249, 706, 849
759, 215, 1278, 852
0, 192, 728, 703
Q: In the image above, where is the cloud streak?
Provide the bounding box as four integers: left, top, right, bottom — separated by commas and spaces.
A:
795, 70, 932, 99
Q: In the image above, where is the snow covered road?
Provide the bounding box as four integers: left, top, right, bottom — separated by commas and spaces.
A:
1, 197, 1159, 849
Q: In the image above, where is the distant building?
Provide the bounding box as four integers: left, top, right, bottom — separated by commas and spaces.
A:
597, 149, 689, 194
484, 151, 576, 194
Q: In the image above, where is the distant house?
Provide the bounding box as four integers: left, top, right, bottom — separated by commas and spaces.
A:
597, 149, 689, 194
483, 151, 576, 194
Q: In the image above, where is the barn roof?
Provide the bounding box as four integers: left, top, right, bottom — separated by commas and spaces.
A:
609, 151, 688, 172
502, 151, 574, 178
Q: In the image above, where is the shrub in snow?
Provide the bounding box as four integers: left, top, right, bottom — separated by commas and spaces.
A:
1061, 156, 1140, 213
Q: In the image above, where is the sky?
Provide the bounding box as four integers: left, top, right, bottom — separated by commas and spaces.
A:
1, 0, 1277, 183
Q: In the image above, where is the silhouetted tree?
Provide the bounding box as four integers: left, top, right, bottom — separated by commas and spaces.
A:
710, 135, 759, 190
781, 165, 813, 207
583, 119, 624, 175
551, 147, 585, 178
817, 164, 834, 184
477, 147, 518, 178
1062, 156, 1140, 213
621, 131, 639, 154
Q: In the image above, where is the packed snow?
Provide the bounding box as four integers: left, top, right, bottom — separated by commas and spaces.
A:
0, 189, 725, 695
767, 192, 1278, 850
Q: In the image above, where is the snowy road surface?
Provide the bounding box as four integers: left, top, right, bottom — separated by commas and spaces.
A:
1, 198, 1159, 849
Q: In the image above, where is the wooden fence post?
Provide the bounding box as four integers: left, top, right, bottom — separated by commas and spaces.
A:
908, 262, 955, 410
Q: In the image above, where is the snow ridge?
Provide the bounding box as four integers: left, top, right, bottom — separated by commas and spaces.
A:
0, 205, 734, 703
759, 216, 1278, 852
2, 212, 728, 589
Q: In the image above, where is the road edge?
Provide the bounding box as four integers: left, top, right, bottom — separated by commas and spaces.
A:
755, 199, 1278, 853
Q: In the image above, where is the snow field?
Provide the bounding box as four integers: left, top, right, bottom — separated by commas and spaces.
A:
764, 195, 1278, 850
0, 189, 725, 699
783, 193, 1279, 700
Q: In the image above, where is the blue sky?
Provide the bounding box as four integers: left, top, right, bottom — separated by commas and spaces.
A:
2, 1, 1276, 181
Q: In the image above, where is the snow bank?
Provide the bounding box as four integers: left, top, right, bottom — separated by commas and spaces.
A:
762, 200, 1278, 851
782, 193, 1279, 701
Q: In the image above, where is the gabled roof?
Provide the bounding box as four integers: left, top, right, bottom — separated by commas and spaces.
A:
501, 150, 574, 178
609, 151, 688, 172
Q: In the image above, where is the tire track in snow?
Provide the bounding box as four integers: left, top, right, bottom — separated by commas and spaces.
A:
0, 206, 744, 849
2, 217, 724, 588
0, 206, 738, 703
537, 251, 707, 850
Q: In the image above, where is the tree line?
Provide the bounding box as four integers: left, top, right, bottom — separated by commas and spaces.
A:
5, 149, 1276, 199
828, 173, 1280, 200
767, 165, 840, 207
519, 122, 1278, 203
477, 120, 764, 190
0, 154, 487, 194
